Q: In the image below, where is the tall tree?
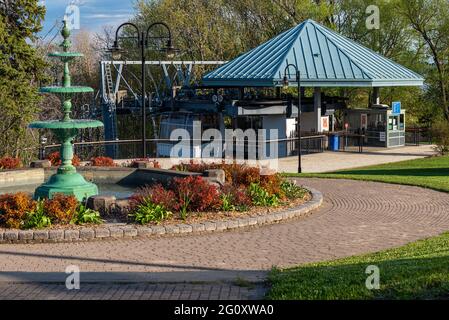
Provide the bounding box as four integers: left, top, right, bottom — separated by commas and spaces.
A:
0, 0, 47, 159
397, 0, 449, 122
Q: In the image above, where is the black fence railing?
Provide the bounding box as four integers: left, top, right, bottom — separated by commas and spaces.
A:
405, 127, 432, 146
39, 135, 327, 161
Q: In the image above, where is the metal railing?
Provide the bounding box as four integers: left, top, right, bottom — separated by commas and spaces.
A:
405, 127, 432, 146
39, 135, 327, 161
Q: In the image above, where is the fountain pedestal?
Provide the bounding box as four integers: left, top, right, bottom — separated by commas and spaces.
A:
29, 21, 103, 201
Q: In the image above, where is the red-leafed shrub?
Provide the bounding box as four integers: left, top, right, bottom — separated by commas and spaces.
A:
44, 194, 78, 224
0, 156, 22, 170
47, 151, 81, 167
0, 193, 36, 229
221, 184, 252, 210
171, 161, 261, 186
90, 156, 116, 167
172, 160, 210, 173
130, 184, 177, 211
171, 176, 222, 218
130, 158, 161, 168
148, 184, 177, 211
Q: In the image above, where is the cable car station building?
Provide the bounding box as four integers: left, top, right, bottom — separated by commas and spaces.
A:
101, 20, 424, 159
162, 19, 423, 158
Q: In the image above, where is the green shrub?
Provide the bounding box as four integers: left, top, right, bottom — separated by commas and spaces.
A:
220, 193, 236, 211
130, 198, 172, 225
280, 180, 309, 200
431, 121, 449, 155
72, 204, 103, 225
23, 199, 51, 229
248, 183, 279, 207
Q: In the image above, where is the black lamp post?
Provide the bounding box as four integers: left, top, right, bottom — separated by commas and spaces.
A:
283, 64, 302, 173
110, 22, 177, 158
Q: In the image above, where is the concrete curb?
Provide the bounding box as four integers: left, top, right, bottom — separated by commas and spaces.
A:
0, 187, 323, 245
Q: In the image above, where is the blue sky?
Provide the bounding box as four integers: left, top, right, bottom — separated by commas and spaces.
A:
39, 0, 136, 37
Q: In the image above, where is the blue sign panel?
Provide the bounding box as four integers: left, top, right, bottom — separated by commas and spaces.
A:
392, 101, 401, 115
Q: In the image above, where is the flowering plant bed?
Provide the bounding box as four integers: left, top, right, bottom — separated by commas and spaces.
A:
0, 193, 102, 230
0, 163, 313, 236
126, 162, 311, 226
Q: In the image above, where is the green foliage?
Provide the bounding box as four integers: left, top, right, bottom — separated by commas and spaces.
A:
248, 183, 279, 207
220, 193, 236, 212
280, 181, 309, 200
288, 155, 449, 194
430, 121, 449, 155
72, 204, 103, 225
0, 0, 48, 159
23, 199, 51, 229
130, 198, 172, 225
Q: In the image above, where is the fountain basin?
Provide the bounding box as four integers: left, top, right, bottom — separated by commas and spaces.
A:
39, 86, 94, 94
29, 119, 103, 129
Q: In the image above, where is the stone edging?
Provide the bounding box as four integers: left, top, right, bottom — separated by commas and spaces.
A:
0, 187, 323, 245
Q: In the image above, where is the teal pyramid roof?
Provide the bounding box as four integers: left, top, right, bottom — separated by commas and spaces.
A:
203, 19, 424, 87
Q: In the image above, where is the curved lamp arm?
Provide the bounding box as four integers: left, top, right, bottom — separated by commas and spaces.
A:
113, 22, 141, 47
145, 22, 172, 44
283, 63, 300, 87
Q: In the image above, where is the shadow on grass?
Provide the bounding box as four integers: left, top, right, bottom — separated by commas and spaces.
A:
330, 167, 449, 178
267, 255, 449, 300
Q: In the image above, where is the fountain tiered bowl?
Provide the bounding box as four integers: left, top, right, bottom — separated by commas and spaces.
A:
29, 21, 103, 201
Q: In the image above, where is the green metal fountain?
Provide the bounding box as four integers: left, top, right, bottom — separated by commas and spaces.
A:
29, 21, 103, 201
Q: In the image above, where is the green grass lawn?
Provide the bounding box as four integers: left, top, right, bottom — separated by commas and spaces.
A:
267, 232, 449, 300
287, 155, 449, 193
268, 155, 449, 300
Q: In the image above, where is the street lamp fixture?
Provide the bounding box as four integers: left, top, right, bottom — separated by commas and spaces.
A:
110, 21, 177, 158
283, 64, 302, 174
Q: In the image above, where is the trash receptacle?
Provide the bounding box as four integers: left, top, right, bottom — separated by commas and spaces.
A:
329, 134, 340, 151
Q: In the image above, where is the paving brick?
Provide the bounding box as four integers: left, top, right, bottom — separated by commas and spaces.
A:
64, 230, 79, 240
215, 221, 228, 231
238, 218, 249, 227
191, 223, 205, 232
122, 228, 138, 237
80, 228, 95, 240
227, 220, 239, 229
19, 230, 34, 241
177, 224, 193, 233
136, 227, 152, 237
248, 217, 258, 226
1, 178, 448, 294
4, 230, 18, 241
49, 229, 64, 240
151, 226, 166, 235
202, 222, 216, 232
255, 215, 266, 225
95, 228, 110, 238
165, 225, 180, 234
109, 228, 124, 238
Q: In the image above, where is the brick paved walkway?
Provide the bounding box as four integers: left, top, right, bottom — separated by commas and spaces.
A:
0, 282, 266, 300
1, 178, 449, 300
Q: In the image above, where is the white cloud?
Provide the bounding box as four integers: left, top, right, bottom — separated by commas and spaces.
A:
84, 13, 133, 19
